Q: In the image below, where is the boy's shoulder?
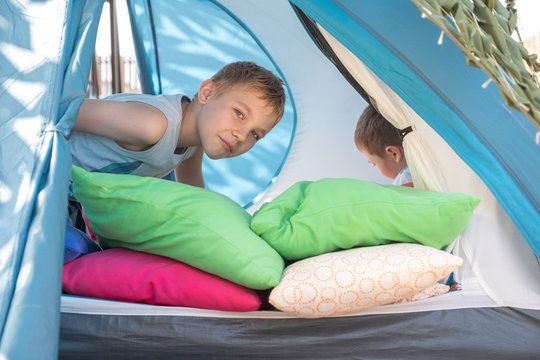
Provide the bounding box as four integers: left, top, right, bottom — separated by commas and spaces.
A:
105, 93, 187, 120
105, 93, 184, 103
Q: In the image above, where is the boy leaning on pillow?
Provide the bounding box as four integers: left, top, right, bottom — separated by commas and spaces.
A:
65, 61, 286, 263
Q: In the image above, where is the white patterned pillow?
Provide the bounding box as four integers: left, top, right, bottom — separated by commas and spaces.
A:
269, 243, 462, 318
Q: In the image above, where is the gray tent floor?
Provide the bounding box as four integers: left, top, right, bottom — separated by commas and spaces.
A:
59, 306, 540, 359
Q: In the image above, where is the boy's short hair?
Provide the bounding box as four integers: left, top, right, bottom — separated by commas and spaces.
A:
355, 104, 402, 155
199, 61, 286, 124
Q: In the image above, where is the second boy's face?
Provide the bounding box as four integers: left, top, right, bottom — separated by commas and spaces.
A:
196, 83, 277, 159
357, 146, 403, 180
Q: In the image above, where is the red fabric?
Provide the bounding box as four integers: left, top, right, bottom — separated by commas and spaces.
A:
62, 248, 261, 311
400, 182, 414, 188
81, 206, 97, 241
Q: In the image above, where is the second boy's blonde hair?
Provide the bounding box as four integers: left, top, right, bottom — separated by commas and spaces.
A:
196, 61, 286, 124
355, 104, 402, 156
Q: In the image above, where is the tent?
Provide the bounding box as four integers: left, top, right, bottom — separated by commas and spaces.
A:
1, 0, 539, 358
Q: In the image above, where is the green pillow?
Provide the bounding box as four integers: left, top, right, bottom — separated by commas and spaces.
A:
71, 166, 284, 290
250, 178, 480, 260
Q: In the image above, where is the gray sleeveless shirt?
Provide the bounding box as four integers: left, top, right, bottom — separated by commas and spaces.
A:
69, 93, 196, 178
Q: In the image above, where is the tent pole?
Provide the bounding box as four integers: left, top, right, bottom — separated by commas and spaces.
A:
90, 52, 100, 98
109, 0, 123, 94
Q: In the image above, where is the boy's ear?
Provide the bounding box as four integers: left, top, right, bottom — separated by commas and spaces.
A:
198, 79, 215, 104
385, 145, 403, 163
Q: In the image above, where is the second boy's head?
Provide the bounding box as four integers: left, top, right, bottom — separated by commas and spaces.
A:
193, 61, 285, 159
354, 104, 407, 179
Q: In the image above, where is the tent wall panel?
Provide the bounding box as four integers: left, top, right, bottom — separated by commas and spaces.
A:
0, 0, 103, 357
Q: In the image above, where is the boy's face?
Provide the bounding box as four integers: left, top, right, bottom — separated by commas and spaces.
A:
356, 144, 405, 180
196, 82, 277, 159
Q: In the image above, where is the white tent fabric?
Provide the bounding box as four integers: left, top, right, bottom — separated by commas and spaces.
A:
317, 26, 540, 308
318, 27, 447, 193
232, 0, 389, 212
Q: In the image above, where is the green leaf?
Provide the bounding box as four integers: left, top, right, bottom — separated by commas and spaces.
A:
410, 0, 540, 128
439, 0, 458, 12
507, 9, 518, 33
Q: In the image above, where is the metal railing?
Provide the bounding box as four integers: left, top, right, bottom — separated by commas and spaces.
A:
87, 55, 141, 99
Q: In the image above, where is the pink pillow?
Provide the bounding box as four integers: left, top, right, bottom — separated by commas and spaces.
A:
62, 248, 261, 311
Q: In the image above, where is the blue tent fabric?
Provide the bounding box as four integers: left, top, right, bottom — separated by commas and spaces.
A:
0, 0, 103, 357
126, 0, 162, 95
290, 0, 540, 257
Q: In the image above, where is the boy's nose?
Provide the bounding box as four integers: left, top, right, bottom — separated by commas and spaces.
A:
232, 127, 248, 143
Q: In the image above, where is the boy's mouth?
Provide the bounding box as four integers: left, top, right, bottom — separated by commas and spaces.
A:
220, 137, 232, 152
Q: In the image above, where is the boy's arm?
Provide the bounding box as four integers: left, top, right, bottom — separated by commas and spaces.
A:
174, 146, 205, 188
72, 99, 167, 150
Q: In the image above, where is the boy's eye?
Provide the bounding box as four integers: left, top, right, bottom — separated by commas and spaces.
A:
251, 130, 260, 141
235, 109, 244, 119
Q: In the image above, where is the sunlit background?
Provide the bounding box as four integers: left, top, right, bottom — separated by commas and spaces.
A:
92, 0, 540, 99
